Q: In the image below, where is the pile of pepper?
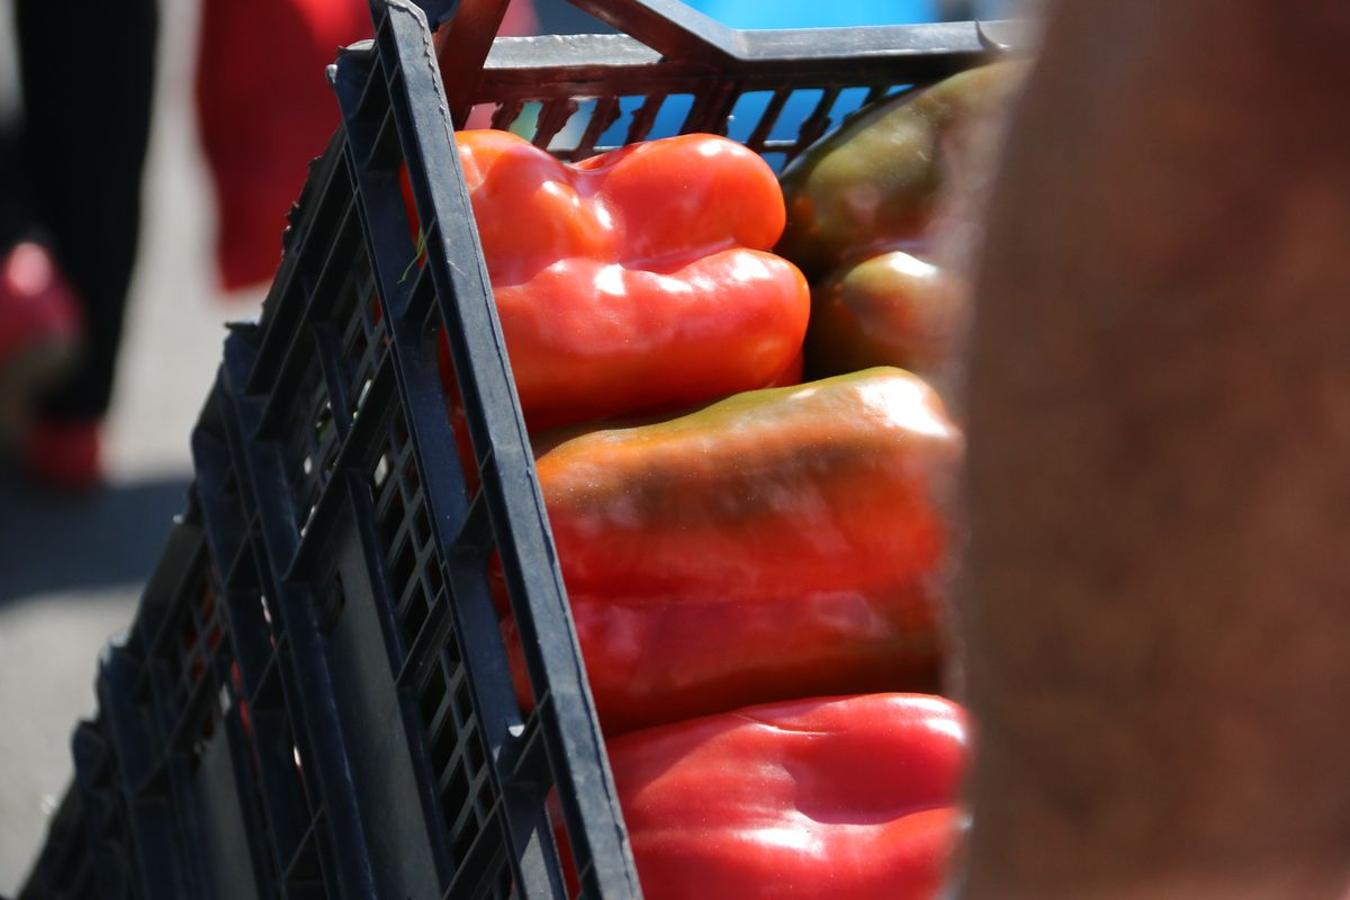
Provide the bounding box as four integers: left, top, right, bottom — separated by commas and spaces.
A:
778, 63, 1023, 382
443, 65, 1017, 897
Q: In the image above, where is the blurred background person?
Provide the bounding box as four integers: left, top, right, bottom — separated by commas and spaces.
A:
195, 0, 536, 292
0, 0, 158, 490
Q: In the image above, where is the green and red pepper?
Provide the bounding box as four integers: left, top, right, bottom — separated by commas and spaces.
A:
506, 367, 961, 733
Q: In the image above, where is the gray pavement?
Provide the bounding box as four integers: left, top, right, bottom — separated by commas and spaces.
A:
0, 0, 261, 888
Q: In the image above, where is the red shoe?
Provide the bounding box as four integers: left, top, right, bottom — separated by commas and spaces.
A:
0, 242, 83, 446
23, 418, 102, 492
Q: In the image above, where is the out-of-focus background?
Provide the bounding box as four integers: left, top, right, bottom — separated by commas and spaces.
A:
1, 0, 239, 886
0, 0, 1019, 889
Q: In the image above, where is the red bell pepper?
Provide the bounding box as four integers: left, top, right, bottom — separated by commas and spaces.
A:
504, 367, 961, 733
602, 693, 967, 899
450, 130, 810, 431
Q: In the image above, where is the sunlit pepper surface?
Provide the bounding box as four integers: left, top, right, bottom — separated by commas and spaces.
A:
505, 367, 962, 733
602, 693, 967, 899
454, 130, 810, 431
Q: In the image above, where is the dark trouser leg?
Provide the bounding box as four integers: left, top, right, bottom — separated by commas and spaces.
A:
0, 123, 25, 250
17, 0, 158, 421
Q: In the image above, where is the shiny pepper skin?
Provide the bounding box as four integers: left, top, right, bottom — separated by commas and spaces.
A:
453, 130, 810, 431
776, 64, 1022, 279
605, 693, 968, 899
776, 64, 1023, 379
505, 367, 962, 733
805, 250, 960, 378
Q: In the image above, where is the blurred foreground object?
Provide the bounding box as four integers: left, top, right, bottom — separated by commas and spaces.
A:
957, 3, 1350, 899
605, 694, 968, 899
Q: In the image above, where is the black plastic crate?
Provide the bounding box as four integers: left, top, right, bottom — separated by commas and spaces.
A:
20, 430, 357, 899
18, 786, 92, 900
18, 510, 265, 900
18, 727, 125, 900
22, 2, 1007, 897
193, 368, 381, 898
